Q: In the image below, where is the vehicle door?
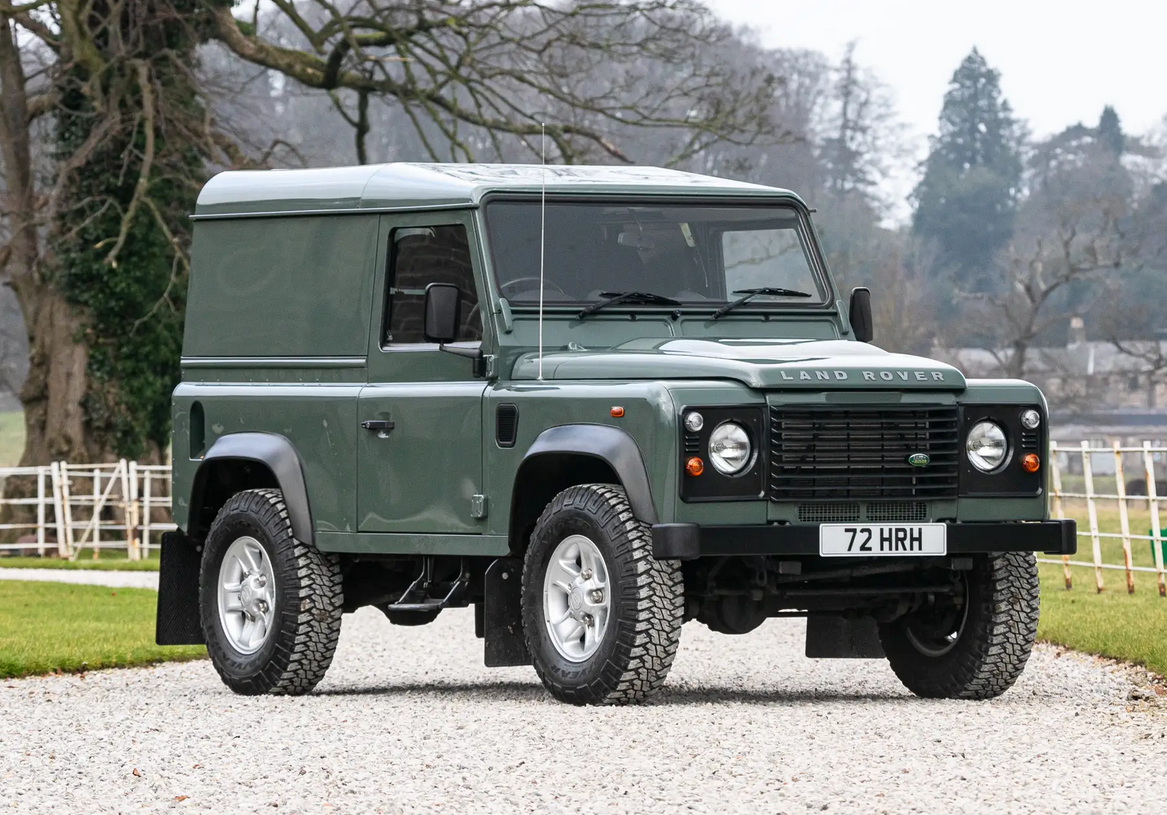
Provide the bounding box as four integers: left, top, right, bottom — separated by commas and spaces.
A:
357, 211, 488, 533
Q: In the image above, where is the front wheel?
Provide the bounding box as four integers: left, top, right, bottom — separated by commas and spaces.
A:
199, 489, 344, 695
879, 551, 1040, 700
522, 484, 683, 705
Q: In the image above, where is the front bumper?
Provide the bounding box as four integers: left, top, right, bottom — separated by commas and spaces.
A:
651, 520, 1076, 560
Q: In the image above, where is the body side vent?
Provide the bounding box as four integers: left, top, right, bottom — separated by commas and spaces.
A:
496, 404, 519, 448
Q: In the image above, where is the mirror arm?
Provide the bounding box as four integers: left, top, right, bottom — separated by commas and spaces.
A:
438, 344, 486, 377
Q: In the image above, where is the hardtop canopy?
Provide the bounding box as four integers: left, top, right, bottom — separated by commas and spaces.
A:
193, 163, 802, 218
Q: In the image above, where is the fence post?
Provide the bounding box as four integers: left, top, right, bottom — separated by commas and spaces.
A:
35, 467, 46, 557
91, 466, 101, 559
50, 462, 68, 558
127, 461, 141, 561
1049, 442, 1072, 590
142, 469, 153, 553
1113, 441, 1134, 594
59, 462, 75, 559
1081, 441, 1104, 593
1144, 441, 1165, 598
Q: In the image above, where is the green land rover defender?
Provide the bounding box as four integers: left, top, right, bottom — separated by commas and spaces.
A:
157, 163, 1075, 705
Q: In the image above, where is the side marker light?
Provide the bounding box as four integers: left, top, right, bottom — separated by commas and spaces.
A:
610, 406, 625, 418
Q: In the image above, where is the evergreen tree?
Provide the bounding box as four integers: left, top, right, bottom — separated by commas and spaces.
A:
1097, 105, 1125, 156
912, 49, 1022, 288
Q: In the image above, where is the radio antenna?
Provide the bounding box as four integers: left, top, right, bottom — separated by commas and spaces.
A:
538, 123, 546, 381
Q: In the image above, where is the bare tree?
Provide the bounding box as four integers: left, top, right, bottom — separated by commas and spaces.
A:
211, 1, 784, 166
0, 0, 789, 477
955, 124, 1135, 380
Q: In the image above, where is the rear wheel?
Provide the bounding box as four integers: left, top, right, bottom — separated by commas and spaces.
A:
522, 484, 683, 705
878, 551, 1039, 699
200, 489, 343, 695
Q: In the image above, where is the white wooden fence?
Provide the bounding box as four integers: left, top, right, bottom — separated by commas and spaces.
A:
0, 461, 174, 561
1043, 441, 1166, 597
1, 444, 1164, 590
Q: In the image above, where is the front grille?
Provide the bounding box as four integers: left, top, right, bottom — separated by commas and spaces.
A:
798, 502, 861, 523
796, 501, 929, 523
770, 406, 960, 500
865, 501, 928, 522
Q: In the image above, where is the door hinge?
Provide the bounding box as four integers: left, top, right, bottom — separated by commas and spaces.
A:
470, 494, 489, 520
484, 354, 497, 379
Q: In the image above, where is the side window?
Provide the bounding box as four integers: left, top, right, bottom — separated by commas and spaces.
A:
384, 224, 482, 345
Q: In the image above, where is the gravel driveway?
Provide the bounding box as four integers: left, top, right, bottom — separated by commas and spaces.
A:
1, 606, 1164, 814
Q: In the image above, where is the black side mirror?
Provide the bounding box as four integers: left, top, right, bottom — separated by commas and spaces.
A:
850, 287, 873, 343
423, 282, 461, 343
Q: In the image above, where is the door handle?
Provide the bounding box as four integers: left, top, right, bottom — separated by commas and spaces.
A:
361, 419, 395, 433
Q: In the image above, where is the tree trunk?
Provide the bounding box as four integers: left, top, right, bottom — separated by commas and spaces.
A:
10, 275, 96, 465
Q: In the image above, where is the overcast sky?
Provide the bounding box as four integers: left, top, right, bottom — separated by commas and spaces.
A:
706, 0, 1167, 147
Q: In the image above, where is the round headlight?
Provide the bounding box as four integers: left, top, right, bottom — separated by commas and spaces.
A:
1020, 409, 1041, 430
966, 421, 1008, 472
708, 422, 752, 475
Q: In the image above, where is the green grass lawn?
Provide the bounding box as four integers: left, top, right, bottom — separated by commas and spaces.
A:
1038, 563, 1167, 677
0, 552, 160, 571
0, 580, 204, 679
0, 410, 24, 469
1056, 499, 1166, 579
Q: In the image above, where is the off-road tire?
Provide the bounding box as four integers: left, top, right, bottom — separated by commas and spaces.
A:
879, 551, 1039, 700
522, 484, 684, 705
199, 488, 343, 695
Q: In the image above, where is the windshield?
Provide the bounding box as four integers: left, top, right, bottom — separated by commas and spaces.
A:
484, 201, 828, 307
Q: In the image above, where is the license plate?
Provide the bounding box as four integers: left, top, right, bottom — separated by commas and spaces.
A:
819, 524, 946, 557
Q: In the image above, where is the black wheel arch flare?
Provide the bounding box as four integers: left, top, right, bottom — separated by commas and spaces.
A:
188, 432, 315, 545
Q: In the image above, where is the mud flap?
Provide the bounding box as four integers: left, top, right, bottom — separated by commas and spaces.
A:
483, 558, 529, 667
155, 530, 205, 646
805, 614, 885, 659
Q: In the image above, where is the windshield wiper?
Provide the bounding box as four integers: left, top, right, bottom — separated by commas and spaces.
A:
711, 287, 813, 319
578, 291, 681, 319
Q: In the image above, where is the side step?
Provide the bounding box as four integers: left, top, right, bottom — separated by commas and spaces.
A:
381, 557, 469, 614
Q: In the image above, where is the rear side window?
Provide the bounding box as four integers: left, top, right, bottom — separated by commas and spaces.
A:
384, 225, 481, 345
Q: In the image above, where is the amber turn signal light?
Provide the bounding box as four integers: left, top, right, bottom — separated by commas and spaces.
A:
1021, 453, 1040, 473
610, 406, 625, 418
685, 457, 704, 476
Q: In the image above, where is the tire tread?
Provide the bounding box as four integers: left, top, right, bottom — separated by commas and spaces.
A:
523, 484, 683, 705
201, 488, 343, 696
881, 551, 1039, 700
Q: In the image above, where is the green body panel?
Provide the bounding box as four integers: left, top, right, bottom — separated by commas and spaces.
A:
356, 209, 491, 536
174, 163, 1052, 554
171, 381, 365, 534
357, 382, 487, 532
483, 381, 681, 533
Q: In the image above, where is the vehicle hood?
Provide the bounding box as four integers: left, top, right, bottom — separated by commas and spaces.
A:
511, 338, 965, 390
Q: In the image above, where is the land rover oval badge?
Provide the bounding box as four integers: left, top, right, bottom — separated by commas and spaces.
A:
907, 453, 930, 467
